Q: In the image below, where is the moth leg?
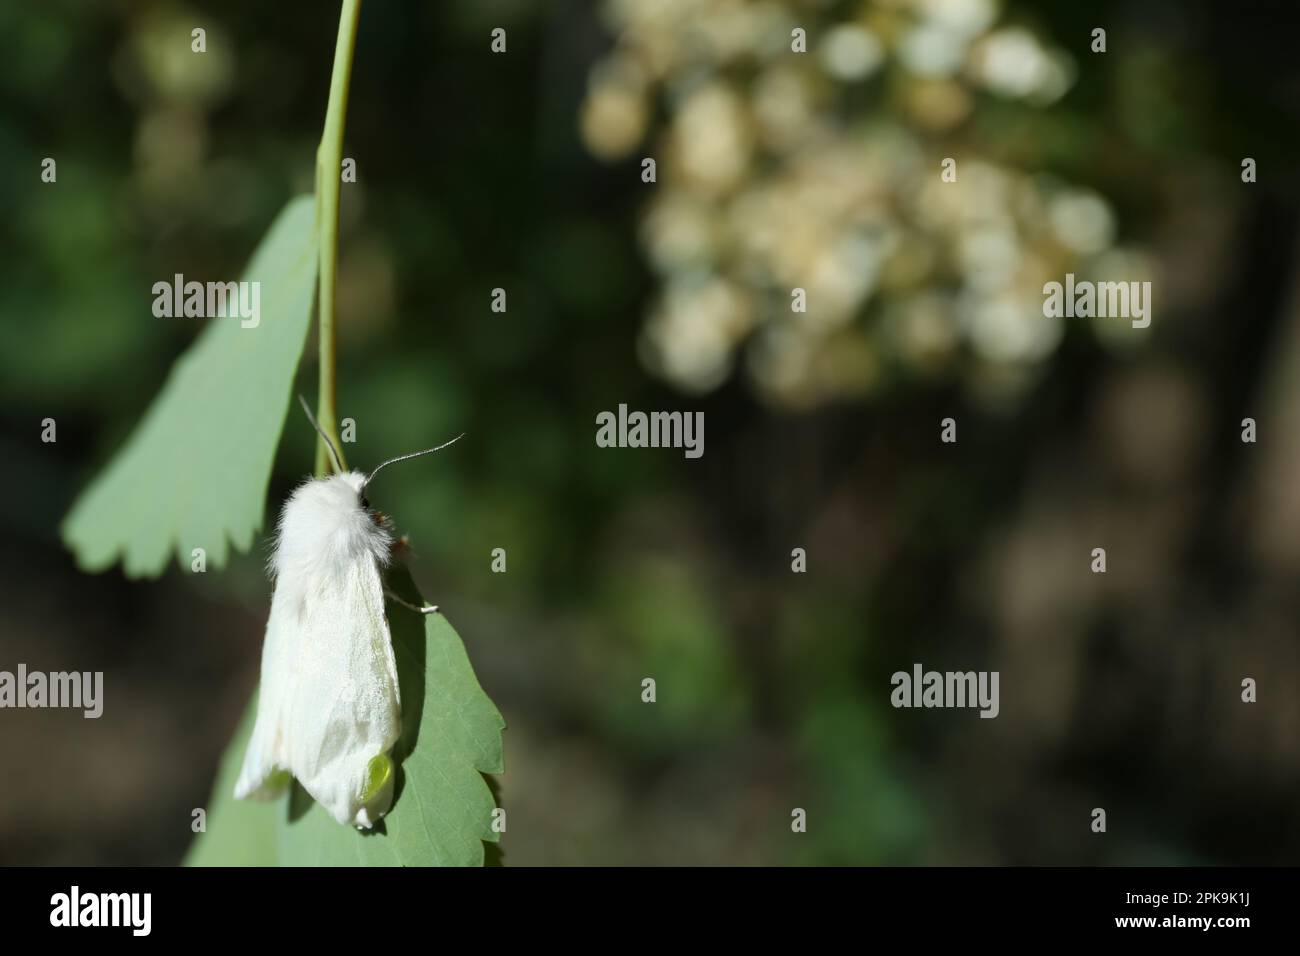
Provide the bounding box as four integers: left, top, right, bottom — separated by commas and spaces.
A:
384, 589, 439, 615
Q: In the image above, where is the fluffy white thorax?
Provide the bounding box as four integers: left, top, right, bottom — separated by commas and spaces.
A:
272, 471, 392, 585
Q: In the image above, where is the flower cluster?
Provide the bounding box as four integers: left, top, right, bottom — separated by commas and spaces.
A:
581, 0, 1153, 407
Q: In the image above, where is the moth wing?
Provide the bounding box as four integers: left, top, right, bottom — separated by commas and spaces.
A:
234, 555, 401, 828
233, 573, 305, 802
282, 554, 402, 827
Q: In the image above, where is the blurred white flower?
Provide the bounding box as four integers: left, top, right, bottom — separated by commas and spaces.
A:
915, 0, 997, 38
899, 23, 969, 78
1049, 190, 1117, 255
752, 67, 819, 152
821, 25, 885, 81
643, 195, 717, 271
959, 224, 1021, 293
581, 83, 648, 160
970, 27, 1074, 102
964, 289, 1063, 363
673, 84, 752, 196
641, 275, 752, 392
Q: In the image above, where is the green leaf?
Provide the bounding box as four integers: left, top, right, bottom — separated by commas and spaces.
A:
183, 695, 278, 867
61, 195, 318, 577
277, 568, 506, 865
186, 568, 505, 867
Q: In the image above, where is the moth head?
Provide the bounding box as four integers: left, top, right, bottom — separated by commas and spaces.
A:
357, 488, 385, 528
340, 474, 386, 527
331, 470, 368, 502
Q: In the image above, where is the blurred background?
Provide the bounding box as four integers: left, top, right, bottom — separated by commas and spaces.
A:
2, 0, 1299, 865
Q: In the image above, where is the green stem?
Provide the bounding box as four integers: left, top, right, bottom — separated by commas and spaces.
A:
314, 0, 362, 476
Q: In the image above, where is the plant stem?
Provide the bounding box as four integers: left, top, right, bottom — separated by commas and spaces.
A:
314, 0, 362, 476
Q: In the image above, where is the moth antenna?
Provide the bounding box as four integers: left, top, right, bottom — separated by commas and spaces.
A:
297, 394, 345, 475
363, 433, 465, 494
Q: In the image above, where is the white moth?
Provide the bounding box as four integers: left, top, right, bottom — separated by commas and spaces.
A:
234, 397, 461, 828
